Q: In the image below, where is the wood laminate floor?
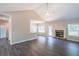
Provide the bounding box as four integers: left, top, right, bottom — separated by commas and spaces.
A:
1, 36, 79, 56
0, 38, 10, 56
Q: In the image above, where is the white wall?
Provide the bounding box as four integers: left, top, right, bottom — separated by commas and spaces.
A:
7, 10, 42, 45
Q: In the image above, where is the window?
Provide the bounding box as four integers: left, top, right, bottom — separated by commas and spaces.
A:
30, 20, 37, 33
68, 24, 79, 36
48, 26, 53, 36
30, 20, 45, 33
38, 24, 45, 33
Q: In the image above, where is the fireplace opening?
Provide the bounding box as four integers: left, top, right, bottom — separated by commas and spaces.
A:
55, 30, 64, 39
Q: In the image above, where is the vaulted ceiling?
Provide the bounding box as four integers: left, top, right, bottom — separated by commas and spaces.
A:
0, 3, 41, 12
0, 3, 79, 21
34, 3, 79, 21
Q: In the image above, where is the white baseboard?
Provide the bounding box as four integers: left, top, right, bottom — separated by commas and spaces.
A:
10, 37, 37, 45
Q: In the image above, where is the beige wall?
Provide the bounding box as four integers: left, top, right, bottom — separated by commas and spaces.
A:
7, 10, 42, 45
6, 10, 79, 44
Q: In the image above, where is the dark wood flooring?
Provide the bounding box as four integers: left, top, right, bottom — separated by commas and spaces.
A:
1, 36, 79, 56
0, 38, 10, 56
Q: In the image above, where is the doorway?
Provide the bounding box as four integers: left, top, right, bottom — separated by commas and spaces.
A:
0, 20, 9, 39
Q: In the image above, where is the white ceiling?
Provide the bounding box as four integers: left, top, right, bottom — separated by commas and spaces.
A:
0, 3, 79, 21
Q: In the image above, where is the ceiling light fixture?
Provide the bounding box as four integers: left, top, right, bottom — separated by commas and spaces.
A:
45, 3, 49, 16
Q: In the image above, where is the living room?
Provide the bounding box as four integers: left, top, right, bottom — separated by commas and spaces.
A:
0, 3, 79, 56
